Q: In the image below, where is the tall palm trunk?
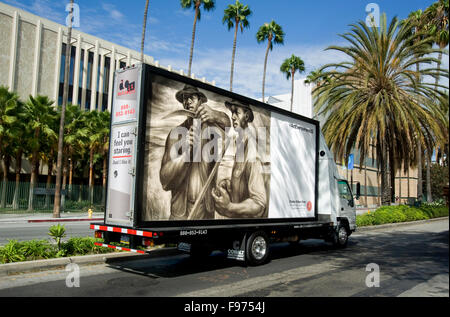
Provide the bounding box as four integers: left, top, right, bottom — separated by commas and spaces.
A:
188, 3, 200, 76
141, 0, 150, 63
230, 20, 239, 92
12, 149, 22, 209
417, 142, 423, 201
407, 167, 410, 203
1, 156, 10, 209
44, 156, 53, 209
290, 68, 295, 112
262, 36, 272, 102
61, 158, 68, 211
89, 148, 94, 205
380, 140, 390, 205
414, 59, 423, 202
389, 143, 395, 203
27, 152, 39, 211
54, 0, 74, 218
426, 150, 432, 202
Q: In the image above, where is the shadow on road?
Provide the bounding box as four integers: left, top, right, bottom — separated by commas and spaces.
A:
106, 229, 449, 283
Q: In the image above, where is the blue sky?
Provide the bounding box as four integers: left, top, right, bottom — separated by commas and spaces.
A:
2, 0, 444, 98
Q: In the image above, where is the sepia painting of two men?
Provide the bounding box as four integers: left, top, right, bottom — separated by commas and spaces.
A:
142, 75, 271, 221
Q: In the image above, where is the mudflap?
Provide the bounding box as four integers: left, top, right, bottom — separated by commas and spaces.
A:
226, 233, 247, 262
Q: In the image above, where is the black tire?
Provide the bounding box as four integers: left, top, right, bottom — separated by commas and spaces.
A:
245, 231, 270, 266
332, 224, 349, 248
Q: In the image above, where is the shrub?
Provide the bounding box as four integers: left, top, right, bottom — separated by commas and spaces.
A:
48, 224, 66, 251
356, 212, 375, 227
356, 204, 449, 227
21, 240, 54, 260
0, 240, 26, 264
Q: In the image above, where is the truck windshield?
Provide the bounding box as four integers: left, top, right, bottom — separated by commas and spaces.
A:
338, 180, 353, 201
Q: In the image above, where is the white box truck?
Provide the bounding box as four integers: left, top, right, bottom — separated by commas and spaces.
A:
90, 63, 359, 266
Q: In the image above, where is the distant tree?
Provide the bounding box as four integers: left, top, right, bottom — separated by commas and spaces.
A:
141, 0, 150, 62
223, 0, 252, 91
424, 0, 449, 89
256, 20, 285, 101
305, 69, 330, 87
280, 54, 305, 112
84, 110, 110, 205
180, 0, 216, 76
423, 164, 449, 201
0, 86, 19, 208
23, 95, 57, 211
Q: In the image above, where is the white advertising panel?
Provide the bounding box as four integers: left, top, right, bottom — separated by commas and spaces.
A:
106, 125, 137, 224
112, 66, 141, 124
106, 64, 142, 226
268, 112, 316, 218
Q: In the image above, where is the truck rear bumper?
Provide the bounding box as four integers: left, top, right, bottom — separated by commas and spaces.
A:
94, 242, 147, 254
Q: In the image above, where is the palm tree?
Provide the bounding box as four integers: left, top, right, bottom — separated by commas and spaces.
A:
141, 0, 150, 63
85, 110, 110, 205
10, 100, 28, 209
425, 0, 449, 89
24, 95, 57, 211
42, 114, 59, 209
305, 69, 331, 87
256, 20, 285, 101
223, 0, 252, 92
180, 0, 215, 76
403, 9, 435, 202
313, 14, 448, 205
424, 0, 449, 193
280, 54, 305, 112
0, 86, 19, 208
63, 105, 89, 200
54, 0, 74, 218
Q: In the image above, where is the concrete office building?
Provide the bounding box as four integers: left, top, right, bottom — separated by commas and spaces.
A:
0, 2, 213, 113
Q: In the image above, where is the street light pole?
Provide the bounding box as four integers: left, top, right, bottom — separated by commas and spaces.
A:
53, 0, 74, 218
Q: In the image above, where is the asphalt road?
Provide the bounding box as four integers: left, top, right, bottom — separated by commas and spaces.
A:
0, 221, 94, 245
0, 219, 448, 299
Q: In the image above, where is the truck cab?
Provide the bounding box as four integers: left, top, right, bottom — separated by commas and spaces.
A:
317, 132, 358, 247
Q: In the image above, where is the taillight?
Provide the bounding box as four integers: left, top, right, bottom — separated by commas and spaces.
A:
143, 238, 154, 247
95, 231, 103, 239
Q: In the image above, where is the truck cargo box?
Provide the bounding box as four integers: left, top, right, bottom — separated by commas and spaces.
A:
105, 63, 321, 230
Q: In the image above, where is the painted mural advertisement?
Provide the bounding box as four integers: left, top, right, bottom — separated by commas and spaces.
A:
141, 74, 317, 222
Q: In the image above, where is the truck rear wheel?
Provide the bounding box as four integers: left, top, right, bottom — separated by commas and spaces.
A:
246, 231, 270, 266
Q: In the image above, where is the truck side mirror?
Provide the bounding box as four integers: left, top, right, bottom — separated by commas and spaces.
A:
355, 182, 361, 200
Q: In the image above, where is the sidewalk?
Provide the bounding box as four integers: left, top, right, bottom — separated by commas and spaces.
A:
0, 211, 104, 223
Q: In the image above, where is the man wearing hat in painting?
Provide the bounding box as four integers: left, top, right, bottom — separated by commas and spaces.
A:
160, 84, 230, 220
211, 99, 267, 219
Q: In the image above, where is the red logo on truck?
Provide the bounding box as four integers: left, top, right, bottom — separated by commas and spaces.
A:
307, 201, 312, 211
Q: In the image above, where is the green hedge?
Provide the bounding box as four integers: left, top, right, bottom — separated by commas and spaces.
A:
356, 204, 449, 227
0, 237, 115, 264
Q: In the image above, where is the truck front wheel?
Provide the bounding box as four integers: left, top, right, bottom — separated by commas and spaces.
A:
246, 231, 270, 266
332, 225, 349, 248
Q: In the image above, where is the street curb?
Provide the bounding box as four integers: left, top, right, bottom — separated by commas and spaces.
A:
27, 218, 103, 223
0, 247, 180, 277
355, 216, 449, 232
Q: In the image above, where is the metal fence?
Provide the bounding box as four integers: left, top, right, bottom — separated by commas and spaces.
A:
0, 181, 105, 213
